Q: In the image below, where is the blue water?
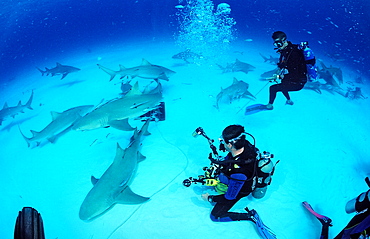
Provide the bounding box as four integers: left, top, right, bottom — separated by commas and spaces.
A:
1, 1, 370, 239
1, 0, 369, 81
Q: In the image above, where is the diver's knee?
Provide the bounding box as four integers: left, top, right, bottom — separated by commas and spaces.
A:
346, 189, 370, 213
252, 186, 267, 199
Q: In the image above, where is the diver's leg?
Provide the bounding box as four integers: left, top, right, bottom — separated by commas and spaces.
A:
210, 196, 252, 222
282, 82, 305, 103
268, 84, 283, 105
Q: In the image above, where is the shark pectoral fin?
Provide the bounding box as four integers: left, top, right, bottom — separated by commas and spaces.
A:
47, 135, 56, 144
109, 119, 135, 131
158, 73, 169, 81
91, 176, 99, 185
137, 152, 146, 162
61, 73, 68, 80
116, 186, 150, 204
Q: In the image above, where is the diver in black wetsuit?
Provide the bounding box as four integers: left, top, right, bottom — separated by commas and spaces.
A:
201, 125, 274, 222
266, 31, 308, 110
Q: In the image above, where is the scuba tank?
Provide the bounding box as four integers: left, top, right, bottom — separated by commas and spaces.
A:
299, 41, 318, 82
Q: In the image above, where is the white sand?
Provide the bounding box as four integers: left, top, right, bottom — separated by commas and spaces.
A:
1, 39, 369, 239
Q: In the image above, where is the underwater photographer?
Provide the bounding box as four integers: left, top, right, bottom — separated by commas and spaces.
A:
184, 125, 278, 239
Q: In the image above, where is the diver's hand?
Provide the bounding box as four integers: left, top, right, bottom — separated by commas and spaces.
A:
201, 193, 210, 201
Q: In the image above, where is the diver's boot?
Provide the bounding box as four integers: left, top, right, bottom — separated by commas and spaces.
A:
265, 103, 273, 110
286, 100, 294, 105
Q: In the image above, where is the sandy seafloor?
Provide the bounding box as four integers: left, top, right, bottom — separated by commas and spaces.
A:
1, 38, 370, 239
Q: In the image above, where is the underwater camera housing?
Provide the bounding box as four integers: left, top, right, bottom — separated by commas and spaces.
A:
183, 127, 223, 187
183, 164, 219, 187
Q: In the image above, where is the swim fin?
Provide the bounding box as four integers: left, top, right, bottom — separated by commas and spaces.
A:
245, 207, 277, 239
302, 201, 332, 226
245, 104, 270, 115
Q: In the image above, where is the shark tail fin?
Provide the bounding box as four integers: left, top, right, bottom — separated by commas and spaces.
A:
25, 91, 34, 110
36, 67, 46, 75
18, 125, 32, 148
97, 64, 118, 81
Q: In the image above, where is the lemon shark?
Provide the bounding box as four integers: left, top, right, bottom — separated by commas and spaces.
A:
0, 91, 33, 126
37, 62, 80, 80
97, 58, 175, 81
19, 105, 93, 147
217, 59, 256, 74
79, 120, 151, 221
319, 61, 343, 84
216, 78, 256, 109
72, 82, 162, 131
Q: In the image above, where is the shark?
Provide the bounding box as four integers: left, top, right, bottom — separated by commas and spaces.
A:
19, 105, 94, 147
0, 91, 34, 126
318, 68, 340, 88
215, 78, 256, 109
259, 53, 279, 64
303, 81, 322, 94
37, 63, 81, 80
97, 59, 176, 82
172, 49, 203, 63
260, 68, 281, 81
72, 82, 162, 131
79, 120, 151, 221
319, 61, 343, 84
217, 59, 256, 74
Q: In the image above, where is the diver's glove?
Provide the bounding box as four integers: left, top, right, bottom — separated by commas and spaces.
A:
205, 179, 219, 186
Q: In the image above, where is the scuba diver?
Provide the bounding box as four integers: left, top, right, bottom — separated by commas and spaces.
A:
196, 125, 277, 238
266, 31, 310, 110
303, 177, 370, 239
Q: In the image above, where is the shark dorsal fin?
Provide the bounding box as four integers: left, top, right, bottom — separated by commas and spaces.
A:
50, 111, 62, 120
148, 82, 162, 94
30, 130, 40, 137
56, 62, 62, 66
91, 176, 99, 185
2, 102, 8, 109
141, 58, 152, 66
119, 65, 127, 71
17, 101, 22, 106
232, 77, 239, 84
113, 143, 125, 164
125, 82, 141, 96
